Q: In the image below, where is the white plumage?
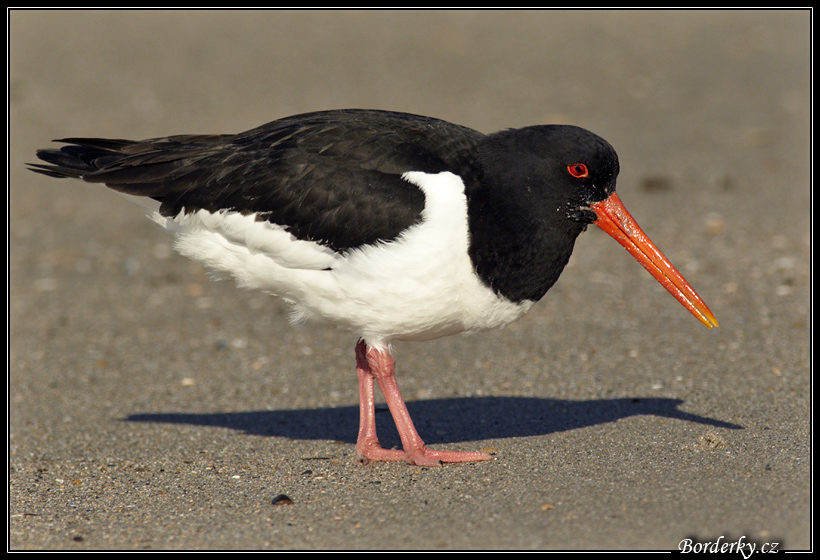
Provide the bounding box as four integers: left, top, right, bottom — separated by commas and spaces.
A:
143, 171, 532, 350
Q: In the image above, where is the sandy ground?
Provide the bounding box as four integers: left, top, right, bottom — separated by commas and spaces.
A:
9, 10, 810, 550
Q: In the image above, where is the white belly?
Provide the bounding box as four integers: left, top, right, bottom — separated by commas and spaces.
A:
143, 171, 534, 349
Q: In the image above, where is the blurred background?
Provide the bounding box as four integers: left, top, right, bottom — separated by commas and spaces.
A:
10, 10, 809, 550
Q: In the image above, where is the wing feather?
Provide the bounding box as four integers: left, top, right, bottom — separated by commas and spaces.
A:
30, 109, 485, 251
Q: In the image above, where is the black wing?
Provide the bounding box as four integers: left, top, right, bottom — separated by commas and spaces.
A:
30, 109, 485, 252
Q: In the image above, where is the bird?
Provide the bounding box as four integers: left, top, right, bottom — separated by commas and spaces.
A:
29, 109, 718, 467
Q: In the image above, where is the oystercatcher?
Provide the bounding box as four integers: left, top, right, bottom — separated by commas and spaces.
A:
29, 109, 718, 466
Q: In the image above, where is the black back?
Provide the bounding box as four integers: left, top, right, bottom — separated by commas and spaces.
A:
30, 109, 486, 252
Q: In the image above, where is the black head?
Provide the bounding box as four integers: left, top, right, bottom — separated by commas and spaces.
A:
467, 125, 621, 302
468, 123, 717, 330
477, 124, 620, 226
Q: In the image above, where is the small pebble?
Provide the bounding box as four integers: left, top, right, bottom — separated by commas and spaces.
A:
271, 494, 294, 506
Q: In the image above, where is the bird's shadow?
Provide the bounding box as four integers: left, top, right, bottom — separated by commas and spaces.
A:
125, 396, 742, 447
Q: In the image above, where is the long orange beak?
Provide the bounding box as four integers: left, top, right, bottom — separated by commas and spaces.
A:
590, 192, 718, 329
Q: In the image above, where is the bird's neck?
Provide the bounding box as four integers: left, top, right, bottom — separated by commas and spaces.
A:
465, 184, 586, 304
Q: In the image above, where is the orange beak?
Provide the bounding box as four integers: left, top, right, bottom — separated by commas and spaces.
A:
590, 192, 718, 329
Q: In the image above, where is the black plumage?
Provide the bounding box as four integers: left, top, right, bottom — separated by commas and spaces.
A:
31, 109, 486, 253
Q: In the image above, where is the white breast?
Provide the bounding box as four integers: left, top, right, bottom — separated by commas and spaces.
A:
140, 171, 534, 349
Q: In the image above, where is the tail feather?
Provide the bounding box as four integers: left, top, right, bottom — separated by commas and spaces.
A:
28, 138, 141, 179
28, 135, 231, 182
27, 136, 220, 199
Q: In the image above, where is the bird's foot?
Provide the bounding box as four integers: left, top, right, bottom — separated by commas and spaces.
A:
356, 442, 493, 467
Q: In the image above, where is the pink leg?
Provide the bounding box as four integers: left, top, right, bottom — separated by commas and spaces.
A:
355, 340, 406, 463
354, 340, 492, 466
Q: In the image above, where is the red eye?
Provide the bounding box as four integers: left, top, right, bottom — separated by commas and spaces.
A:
567, 163, 589, 178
